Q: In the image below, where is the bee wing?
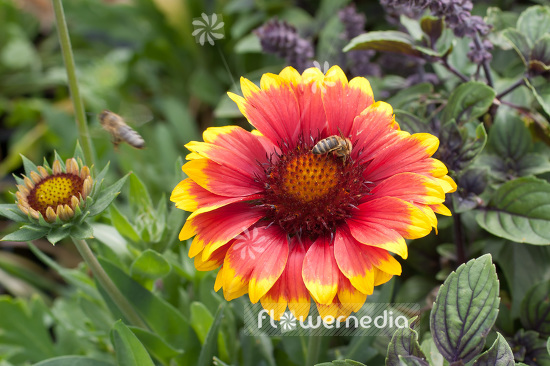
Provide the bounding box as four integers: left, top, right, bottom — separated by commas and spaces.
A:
118, 102, 153, 127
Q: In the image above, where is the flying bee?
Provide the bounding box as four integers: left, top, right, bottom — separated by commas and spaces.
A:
99, 110, 145, 149
311, 135, 352, 162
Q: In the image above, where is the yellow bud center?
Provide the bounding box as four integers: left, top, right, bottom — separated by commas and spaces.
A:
28, 173, 84, 218
282, 154, 340, 202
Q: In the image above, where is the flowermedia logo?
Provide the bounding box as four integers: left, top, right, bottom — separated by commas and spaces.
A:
192, 13, 225, 46
244, 303, 419, 336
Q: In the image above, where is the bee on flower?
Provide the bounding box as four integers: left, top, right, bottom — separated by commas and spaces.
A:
171, 65, 456, 321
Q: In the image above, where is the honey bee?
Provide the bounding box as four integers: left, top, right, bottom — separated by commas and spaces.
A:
311, 135, 352, 161
99, 110, 145, 149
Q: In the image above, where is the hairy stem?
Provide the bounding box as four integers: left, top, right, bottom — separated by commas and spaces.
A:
73, 238, 148, 329
52, 0, 95, 166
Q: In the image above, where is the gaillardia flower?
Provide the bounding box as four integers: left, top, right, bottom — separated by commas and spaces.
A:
1, 151, 128, 245
16, 158, 92, 223
171, 66, 456, 320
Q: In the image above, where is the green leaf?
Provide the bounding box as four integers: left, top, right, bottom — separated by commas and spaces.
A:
128, 327, 184, 365
111, 320, 155, 366
420, 16, 443, 44
472, 333, 514, 365
521, 280, 550, 337
0, 204, 29, 223
430, 254, 499, 364
476, 177, 550, 244
489, 241, 550, 316
442, 82, 496, 123
316, 361, 367, 366
0, 296, 57, 363
33, 356, 114, 366
488, 115, 531, 160
190, 302, 214, 345
46, 226, 71, 245
2, 225, 48, 242
387, 83, 433, 110
517, 154, 550, 176
420, 337, 445, 366
109, 205, 140, 242
394, 111, 430, 134
502, 28, 532, 64
88, 173, 130, 217
526, 77, 550, 116
547, 336, 550, 355
343, 31, 421, 57
69, 221, 94, 240
72, 141, 86, 166
397, 356, 429, 366
128, 174, 153, 212
530, 35, 550, 68
98, 258, 199, 362
386, 319, 427, 366
129, 249, 171, 281
20, 154, 38, 177
197, 304, 225, 366
517, 5, 550, 45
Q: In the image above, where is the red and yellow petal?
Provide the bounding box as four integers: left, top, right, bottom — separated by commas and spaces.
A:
337, 273, 367, 313
189, 125, 275, 177
352, 101, 401, 163
292, 68, 327, 138
194, 244, 230, 271
334, 227, 375, 295
228, 73, 301, 145
302, 236, 339, 305
369, 172, 446, 205
182, 159, 263, 197
221, 225, 289, 303
260, 238, 311, 320
179, 202, 264, 258
322, 66, 374, 138
347, 197, 433, 259
171, 178, 260, 213
362, 133, 443, 183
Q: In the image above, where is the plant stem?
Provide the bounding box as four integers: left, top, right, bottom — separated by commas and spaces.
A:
496, 78, 526, 100
474, 33, 494, 88
72, 238, 148, 329
440, 57, 469, 82
452, 212, 466, 264
52, 0, 95, 166
305, 336, 323, 366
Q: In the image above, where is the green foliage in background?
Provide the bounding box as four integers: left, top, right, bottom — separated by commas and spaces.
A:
0, 0, 550, 365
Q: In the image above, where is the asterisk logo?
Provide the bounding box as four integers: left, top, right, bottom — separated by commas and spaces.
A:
279, 311, 297, 332
232, 227, 267, 260
311, 60, 336, 94
192, 13, 225, 46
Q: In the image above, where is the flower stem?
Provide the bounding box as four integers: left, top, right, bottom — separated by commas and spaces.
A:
440, 57, 469, 82
72, 238, 148, 329
496, 78, 526, 100
52, 0, 95, 166
305, 336, 323, 366
452, 212, 466, 264
474, 33, 494, 88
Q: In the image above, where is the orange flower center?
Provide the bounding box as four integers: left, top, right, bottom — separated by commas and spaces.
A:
261, 140, 369, 239
282, 154, 339, 203
28, 173, 84, 217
